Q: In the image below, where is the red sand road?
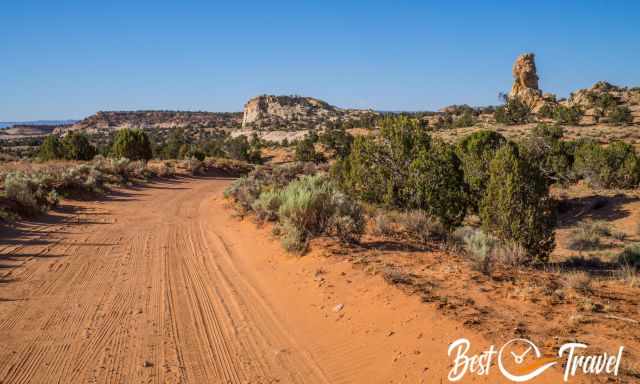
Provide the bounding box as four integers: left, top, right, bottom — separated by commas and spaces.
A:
0, 177, 577, 383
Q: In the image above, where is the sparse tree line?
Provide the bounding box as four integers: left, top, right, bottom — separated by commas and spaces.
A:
36, 128, 265, 164
1, 127, 264, 220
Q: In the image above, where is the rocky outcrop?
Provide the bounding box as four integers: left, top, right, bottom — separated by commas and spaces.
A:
56, 111, 243, 135
564, 81, 640, 125
509, 53, 553, 112
243, 95, 335, 127
242, 95, 379, 130
0, 124, 58, 140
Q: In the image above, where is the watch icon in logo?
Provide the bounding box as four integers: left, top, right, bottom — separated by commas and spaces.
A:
498, 338, 558, 382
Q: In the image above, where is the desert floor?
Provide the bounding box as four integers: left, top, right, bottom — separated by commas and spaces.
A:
0, 176, 580, 383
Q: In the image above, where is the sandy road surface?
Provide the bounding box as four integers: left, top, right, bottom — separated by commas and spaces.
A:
0, 176, 571, 384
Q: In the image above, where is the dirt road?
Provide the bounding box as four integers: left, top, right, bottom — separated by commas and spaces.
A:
0, 176, 570, 383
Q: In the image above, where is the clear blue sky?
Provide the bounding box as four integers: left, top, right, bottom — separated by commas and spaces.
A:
1, 0, 639, 120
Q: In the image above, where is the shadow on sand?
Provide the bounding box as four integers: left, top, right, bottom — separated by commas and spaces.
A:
0, 171, 237, 285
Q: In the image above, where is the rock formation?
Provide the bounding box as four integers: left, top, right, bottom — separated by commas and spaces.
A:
242, 95, 336, 128
509, 53, 549, 111
241, 95, 378, 130
564, 81, 640, 125
55, 111, 242, 135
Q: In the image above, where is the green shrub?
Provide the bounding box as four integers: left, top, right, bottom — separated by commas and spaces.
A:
62, 132, 96, 160
4, 171, 58, 214
277, 174, 364, 253
111, 129, 152, 161
224, 135, 262, 164
333, 117, 469, 232
94, 156, 131, 182
456, 130, 506, 212
608, 106, 633, 125
452, 110, 476, 128
460, 228, 497, 275
202, 137, 226, 158
332, 137, 390, 204
573, 140, 640, 188
191, 149, 206, 161
590, 93, 618, 121
0, 208, 18, 222
278, 175, 335, 237
521, 124, 576, 183
327, 191, 366, 243
224, 163, 316, 213
58, 164, 106, 193
224, 176, 262, 211
553, 105, 583, 125
407, 140, 468, 230
294, 138, 323, 163
479, 144, 556, 262
319, 127, 353, 158
537, 103, 555, 119
280, 221, 309, 253
333, 116, 430, 207
494, 98, 531, 125
160, 128, 186, 159
38, 135, 63, 160
618, 244, 640, 268
573, 140, 606, 185
251, 189, 283, 221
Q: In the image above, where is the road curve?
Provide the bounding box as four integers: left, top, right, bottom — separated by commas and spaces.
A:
0, 176, 571, 384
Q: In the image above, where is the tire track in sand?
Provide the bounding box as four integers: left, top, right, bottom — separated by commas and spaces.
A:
0, 178, 327, 384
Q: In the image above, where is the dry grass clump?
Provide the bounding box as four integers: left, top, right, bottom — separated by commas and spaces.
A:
493, 241, 529, 267
371, 210, 446, 242
147, 161, 176, 177
456, 227, 497, 275
451, 226, 531, 275
178, 158, 204, 175
564, 271, 592, 294
0, 157, 159, 217
371, 211, 398, 237
616, 264, 639, 288
127, 160, 155, 180
566, 221, 612, 250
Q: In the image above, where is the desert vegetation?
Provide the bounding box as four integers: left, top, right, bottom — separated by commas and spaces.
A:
221, 115, 640, 380
228, 116, 640, 274
0, 127, 259, 219
0, 157, 151, 216
225, 162, 364, 253
0, 155, 251, 221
